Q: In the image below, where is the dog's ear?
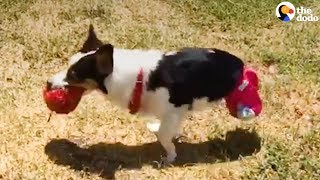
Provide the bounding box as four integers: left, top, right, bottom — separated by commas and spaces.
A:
80, 24, 103, 53
96, 44, 114, 74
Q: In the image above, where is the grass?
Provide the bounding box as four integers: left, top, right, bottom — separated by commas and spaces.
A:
0, 0, 319, 179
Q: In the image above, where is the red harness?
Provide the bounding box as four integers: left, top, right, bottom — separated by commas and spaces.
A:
128, 68, 144, 114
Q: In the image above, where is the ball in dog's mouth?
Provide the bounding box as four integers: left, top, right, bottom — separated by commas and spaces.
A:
43, 85, 85, 114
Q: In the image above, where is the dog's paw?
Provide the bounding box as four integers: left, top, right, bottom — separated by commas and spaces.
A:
166, 153, 177, 163
153, 156, 174, 168
153, 153, 177, 168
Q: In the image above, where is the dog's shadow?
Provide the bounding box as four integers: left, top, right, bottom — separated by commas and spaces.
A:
45, 128, 261, 179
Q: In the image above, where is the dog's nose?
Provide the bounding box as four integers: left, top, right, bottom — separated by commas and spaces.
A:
46, 81, 53, 90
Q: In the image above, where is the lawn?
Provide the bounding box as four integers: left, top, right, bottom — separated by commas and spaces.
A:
0, 0, 319, 179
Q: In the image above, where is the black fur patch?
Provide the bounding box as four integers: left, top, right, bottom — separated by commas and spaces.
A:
80, 24, 104, 53
66, 54, 109, 93
66, 44, 114, 94
147, 48, 244, 108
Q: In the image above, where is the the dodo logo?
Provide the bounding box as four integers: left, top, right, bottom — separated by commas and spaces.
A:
276, 2, 295, 22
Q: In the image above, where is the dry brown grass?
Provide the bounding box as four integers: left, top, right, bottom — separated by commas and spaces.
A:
0, 0, 319, 179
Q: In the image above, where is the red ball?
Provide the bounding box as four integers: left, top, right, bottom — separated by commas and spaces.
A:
43, 85, 85, 114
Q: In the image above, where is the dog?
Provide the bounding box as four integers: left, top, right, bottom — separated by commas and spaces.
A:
47, 25, 262, 163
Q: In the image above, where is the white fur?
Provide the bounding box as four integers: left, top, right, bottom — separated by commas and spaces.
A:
69, 51, 95, 66
49, 48, 218, 163
104, 49, 163, 110
49, 70, 69, 89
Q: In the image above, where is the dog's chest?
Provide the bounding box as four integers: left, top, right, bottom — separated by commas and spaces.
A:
104, 49, 164, 111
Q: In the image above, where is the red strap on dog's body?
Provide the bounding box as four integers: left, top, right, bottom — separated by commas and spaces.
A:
128, 68, 144, 114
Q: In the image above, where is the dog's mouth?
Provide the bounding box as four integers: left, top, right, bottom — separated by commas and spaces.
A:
46, 81, 85, 91
43, 83, 86, 115
46, 81, 54, 90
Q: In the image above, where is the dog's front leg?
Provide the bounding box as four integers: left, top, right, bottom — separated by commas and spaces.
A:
157, 108, 184, 163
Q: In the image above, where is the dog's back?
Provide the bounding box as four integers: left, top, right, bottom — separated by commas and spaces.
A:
147, 48, 244, 108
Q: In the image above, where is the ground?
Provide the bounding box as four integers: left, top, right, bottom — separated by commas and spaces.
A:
0, 0, 319, 179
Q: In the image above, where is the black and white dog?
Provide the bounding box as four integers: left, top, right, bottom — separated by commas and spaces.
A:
47, 25, 260, 163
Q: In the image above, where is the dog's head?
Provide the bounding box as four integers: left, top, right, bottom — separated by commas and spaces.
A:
47, 25, 113, 94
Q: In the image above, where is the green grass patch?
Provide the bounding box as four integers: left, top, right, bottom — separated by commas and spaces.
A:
244, 130, 320, 179
168, 0, 320, 82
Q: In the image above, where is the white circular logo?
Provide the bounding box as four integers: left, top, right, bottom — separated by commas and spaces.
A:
276, 2, 296, 22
